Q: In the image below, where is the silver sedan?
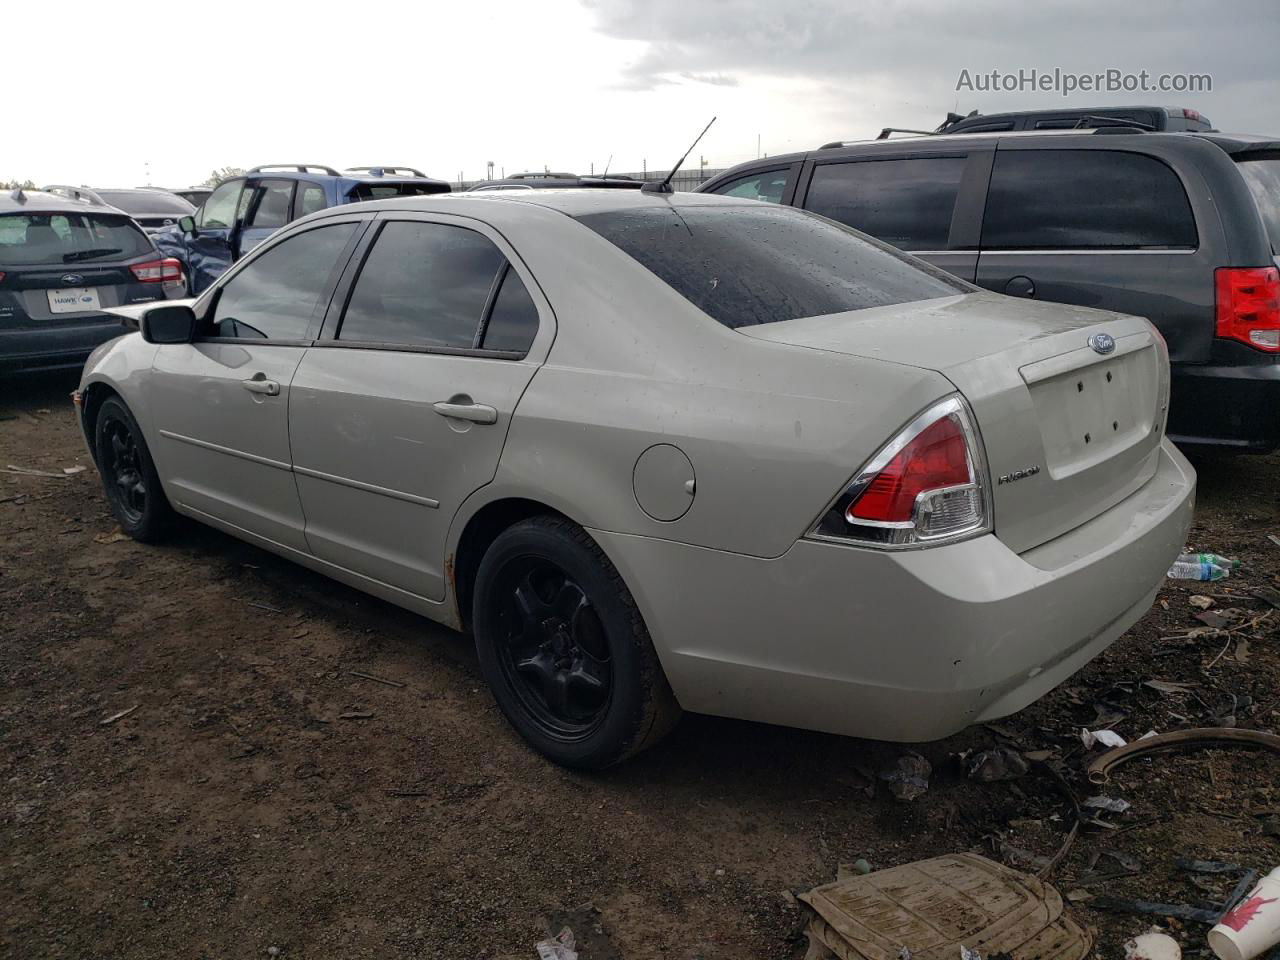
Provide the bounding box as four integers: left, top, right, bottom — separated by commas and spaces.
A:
76, 190, 1195, 768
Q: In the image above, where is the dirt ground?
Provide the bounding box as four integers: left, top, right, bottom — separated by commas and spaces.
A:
2, 371, 1278, 960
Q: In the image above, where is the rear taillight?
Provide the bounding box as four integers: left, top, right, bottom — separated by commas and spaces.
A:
1215, 266, 1280, 352
130, 258, 183, 283
809, 396, 990, 548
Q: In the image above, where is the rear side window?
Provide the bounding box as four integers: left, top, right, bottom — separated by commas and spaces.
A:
708, 169, 788, 204
481, 267, 539, 353
804, 157, 966, 251
982, 150, 1197, 249
248, 181, 293, 228
339, 221, 504, 348
1236, 159, 1280, 254
210, 223, 357, 340
0, 213, 152, 265
574, 204, 966, 329
298, 184, 327, 217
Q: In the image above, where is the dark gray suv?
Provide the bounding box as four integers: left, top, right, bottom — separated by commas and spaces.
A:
698, 128, 1280, 452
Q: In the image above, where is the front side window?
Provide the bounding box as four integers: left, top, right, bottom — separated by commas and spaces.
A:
338, 221, 504, 348
248, 181, 293, 228
197, 180, 243, 229
0, 213, 151, 265
209, 223, 357, 340
982, 150, 1197, 249
575, 204, 966, 329
804, 157, 966, 251
709, 170, 788, 204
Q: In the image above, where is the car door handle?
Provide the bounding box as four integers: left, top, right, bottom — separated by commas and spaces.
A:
433, 401, 497, 424
241, 377, 280, 396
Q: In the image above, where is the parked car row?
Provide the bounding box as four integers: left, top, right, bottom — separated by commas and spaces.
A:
697, 115, 1280, 453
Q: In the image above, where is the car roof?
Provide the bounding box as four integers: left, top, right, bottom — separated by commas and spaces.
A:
0, 188, 123, 216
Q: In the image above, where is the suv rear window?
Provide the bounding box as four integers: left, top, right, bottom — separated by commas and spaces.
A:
96, 190, 193, 215
982, 150, 1197, 249
574, 204, 966, 329
0, 213, 152, 265
347, 183, 449, 201
1236, 159, 1280, 254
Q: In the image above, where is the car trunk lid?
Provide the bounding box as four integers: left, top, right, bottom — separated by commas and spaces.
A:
740, 292, 1169, 554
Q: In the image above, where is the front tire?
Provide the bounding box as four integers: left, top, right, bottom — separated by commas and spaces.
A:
95, 396, 173, 543
472, 516, 680, 769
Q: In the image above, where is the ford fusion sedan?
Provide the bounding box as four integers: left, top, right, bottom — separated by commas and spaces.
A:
75, 190, 1195, 769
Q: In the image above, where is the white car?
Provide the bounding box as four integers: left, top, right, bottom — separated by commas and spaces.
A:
76, 190, 1195, 768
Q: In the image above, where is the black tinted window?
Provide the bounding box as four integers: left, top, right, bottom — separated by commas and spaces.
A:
982, 150, 1197, 249
1236, 159, 1280, 254
482, 267, 539, 353
804, 158, 965, 250
210, 223, 357, 340
97, 190, 194, 215
340, 221, 503, 348
575, 204, 965, 329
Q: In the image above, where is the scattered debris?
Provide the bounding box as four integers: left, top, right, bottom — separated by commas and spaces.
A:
1087, 727, 1280, 784
93, 529, 129, 544
967, 746, 1031, 782
1250, 585, 1280, 610
1124, 931, 1182, 960
1190, 595, 1216, 610
62, 465, 87, 475
348, 670, 405, 688
534, 927, 578, 960
836, 859, 873, 879
2, 464, 68, 479
797, 853, 1091, 960
338, 709, 374, 720
1145, 680, 1197, 695
99, 705, 138, 726
1082, 795, 1132, 814
878, 753, 931, 802
1208, 866, 1280, 960
1267, 534, 1280, 549
1092, 897, 1222, 924
1080, 728, 1127, 750
234, 598, 284, 613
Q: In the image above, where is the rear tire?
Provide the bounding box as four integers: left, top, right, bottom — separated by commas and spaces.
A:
95, 396, 173, 543
472, 515, 680, 769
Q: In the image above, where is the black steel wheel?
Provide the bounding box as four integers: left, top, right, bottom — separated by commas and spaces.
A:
94, 396, 173, 542
472, 515, 680, 769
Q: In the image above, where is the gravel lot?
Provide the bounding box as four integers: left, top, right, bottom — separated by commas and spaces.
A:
2, 370, 1278, 959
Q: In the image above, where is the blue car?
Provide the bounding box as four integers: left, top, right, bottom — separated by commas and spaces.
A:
154, 164, 450, 294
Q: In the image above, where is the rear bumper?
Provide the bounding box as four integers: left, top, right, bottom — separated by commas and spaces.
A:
0, 319, 126, 375
592, 439, 1195, 742
1168, 359, 1280, 452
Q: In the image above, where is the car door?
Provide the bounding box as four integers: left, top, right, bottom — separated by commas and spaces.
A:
184, 178, 245, 294
148, 218, 365, 550
288, 213, 549, 602
973, 144, 1210, 362
794, 149, 992, 281
238, 178, 296, 256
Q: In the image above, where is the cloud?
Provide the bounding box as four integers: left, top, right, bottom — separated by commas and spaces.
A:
582, 0, 1280, 132
680, 71, 739, 87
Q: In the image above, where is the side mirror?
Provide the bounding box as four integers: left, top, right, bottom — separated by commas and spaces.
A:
178, 215, 197, 235
140, 304, 197, 344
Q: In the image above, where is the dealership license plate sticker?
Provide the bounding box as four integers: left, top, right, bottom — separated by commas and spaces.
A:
47, 287, 101, 314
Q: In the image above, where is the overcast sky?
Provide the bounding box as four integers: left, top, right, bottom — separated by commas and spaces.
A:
12, 0, 1278, 189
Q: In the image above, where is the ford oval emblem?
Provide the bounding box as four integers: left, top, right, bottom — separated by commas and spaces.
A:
61, 274, 84, 286
1088, 333, 1116, 355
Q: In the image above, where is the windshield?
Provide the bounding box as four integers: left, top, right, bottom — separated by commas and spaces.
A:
96, 190, 195, 216
1237, 159, 1280, 255
0, 212, 153, 265
574, 203, 968, 328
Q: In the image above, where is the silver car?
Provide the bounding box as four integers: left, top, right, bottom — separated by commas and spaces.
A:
76, 190, 1196, 769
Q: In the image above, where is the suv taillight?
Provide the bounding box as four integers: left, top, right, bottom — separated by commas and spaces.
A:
808, 395, 991, 548
1215, 266, 1280, 352
130, 258, 183, 283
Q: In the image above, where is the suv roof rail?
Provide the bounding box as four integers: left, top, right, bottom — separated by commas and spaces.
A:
345, 165, 427, 178
874, 127, 935, 141
42, 184, 105, 205
248, 164, 342, 176
509, 171, 579, 179
1075, 115, 1155, 132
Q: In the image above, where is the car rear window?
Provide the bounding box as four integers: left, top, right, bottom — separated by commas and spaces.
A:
96, 190, 194, 215
0, 212, 152, 265
574, 204, 966, 329
1236, 159, 1280, 254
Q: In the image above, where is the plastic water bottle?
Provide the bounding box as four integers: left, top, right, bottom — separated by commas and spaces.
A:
1167, 552, 1237, 581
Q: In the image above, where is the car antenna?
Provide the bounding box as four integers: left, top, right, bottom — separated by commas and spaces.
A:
602, 153, 613, 177
641, 116, 716, 194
